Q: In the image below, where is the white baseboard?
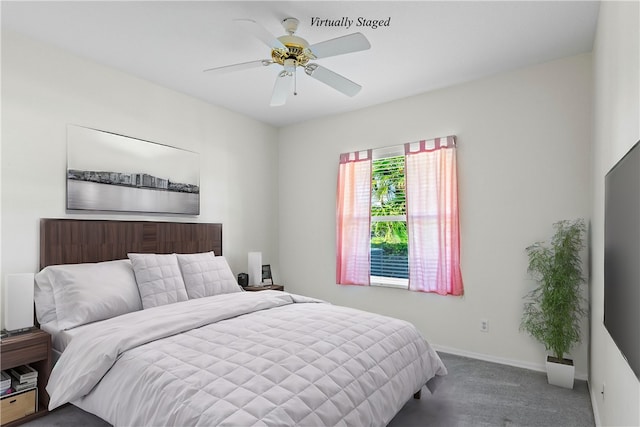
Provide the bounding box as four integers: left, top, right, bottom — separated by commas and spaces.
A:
432, 344, 588, 381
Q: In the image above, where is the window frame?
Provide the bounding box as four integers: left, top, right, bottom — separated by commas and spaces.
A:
370, 145, 409, 289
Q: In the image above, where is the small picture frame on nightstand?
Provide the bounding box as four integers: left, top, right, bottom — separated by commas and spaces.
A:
261, 265, 273, 285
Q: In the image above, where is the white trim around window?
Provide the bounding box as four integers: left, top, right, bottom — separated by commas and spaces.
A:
370, 275, 408, 289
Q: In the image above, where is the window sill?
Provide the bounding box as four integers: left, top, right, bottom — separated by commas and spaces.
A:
370, 276, 408, 289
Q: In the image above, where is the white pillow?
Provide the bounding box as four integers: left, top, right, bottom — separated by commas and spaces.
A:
176, 252, 241, 298
128, 253, 188, 309
34, 268, 57, 324
42, 260, 142, 330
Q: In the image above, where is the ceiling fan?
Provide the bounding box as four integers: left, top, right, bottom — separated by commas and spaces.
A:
204, 17, 371, 106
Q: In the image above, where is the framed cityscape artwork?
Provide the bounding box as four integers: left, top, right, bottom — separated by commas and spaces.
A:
66, 125, 200, 215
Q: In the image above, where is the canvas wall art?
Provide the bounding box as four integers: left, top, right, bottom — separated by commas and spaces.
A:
67, 126, 200, 215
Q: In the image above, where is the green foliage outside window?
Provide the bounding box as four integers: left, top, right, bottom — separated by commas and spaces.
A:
371, 156, 408, 254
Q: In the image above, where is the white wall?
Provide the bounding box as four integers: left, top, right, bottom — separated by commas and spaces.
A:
590, 1, 640, 426
278, 54, 592, 378
0, 31, 280, 328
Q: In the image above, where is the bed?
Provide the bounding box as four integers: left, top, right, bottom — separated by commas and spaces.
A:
37, 219, 447, 426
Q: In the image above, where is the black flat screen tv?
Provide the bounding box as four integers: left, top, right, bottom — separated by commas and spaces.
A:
604, 140, 639, 380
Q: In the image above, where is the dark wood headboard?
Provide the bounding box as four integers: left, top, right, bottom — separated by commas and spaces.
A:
40, 219, 222, 269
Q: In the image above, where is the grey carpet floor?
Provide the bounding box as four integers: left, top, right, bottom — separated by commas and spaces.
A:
387, 353, 594, 427
23, 352, 595, 427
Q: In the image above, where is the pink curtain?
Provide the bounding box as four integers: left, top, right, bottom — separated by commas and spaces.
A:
336, 150, 372, 285
405, 137, 463, 295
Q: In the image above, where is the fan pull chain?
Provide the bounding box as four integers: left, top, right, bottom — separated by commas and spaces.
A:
293, 67, 298, 96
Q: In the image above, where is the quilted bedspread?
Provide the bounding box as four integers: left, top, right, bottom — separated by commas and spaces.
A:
47, 291, 447, 426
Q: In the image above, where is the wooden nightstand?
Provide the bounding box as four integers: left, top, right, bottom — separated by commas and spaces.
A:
0, 329, 51, 426
244, 285, 284, 292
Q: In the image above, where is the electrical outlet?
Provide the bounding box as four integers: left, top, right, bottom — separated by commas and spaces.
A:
480, 319, 489, 332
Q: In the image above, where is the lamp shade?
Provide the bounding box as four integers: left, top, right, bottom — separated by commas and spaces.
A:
248, 252, 262, 286
4, 273, 35, 331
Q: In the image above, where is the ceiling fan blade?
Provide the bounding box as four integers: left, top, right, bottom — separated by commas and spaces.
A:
270, 70, 294, 106
203, 59, 272, 74
234, 18, 286, 50
305, 64, 362, 97
309, 33, 371, 59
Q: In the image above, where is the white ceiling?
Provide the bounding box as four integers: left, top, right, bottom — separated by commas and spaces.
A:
2, 1, 599, 128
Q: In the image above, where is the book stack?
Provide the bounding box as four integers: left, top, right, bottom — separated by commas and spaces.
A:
8, 365, 37, 393
0, 371, 11, 395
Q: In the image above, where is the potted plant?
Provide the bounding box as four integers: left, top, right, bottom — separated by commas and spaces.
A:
520, 219, 587, 389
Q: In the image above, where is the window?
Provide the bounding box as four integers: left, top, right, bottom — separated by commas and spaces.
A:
336, 136, 463, 296
371, 147, 408, 288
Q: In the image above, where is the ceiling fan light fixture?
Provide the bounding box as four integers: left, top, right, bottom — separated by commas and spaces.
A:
283, 58, 296, 73
207, 17, 370, 106
271, 35, 314, 67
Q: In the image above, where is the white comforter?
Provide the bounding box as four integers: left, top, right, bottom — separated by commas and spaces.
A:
47, 291, 446, 426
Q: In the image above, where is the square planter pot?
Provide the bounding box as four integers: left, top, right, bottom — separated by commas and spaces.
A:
546, 356, 575, 389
